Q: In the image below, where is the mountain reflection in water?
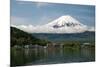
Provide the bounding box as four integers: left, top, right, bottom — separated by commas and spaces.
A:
11, 45, 95, 66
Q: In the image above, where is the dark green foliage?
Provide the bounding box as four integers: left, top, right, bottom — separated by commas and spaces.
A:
63, 41, 81, 48
11, 27, 48, 47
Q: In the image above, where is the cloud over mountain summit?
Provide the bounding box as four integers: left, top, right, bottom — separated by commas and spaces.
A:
11, 15, 95, 33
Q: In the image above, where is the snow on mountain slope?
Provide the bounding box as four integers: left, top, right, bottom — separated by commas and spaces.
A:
11, 15, 93, 33
39, 15, 87, 33
45, 15, 83, 26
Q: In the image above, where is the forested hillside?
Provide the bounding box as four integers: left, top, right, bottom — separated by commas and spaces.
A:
11, 27, 48, 47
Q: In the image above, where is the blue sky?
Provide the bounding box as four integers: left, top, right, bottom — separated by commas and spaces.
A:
11, 0, 95, 27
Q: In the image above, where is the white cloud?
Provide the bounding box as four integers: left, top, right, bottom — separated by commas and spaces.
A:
36, 2, 49, 7
11, 15, 95, 33
11, 24, 95, 33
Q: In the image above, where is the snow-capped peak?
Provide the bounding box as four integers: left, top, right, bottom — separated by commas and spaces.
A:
45, 15, 85, 28
12, 15, 94, 33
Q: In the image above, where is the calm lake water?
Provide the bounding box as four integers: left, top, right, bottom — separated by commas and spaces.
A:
11, 46, 95, 66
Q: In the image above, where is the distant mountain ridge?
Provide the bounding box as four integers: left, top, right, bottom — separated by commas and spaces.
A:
32, 31, 95, 42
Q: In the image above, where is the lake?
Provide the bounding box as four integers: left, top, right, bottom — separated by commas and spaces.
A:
11, 45, 95, 66
32, 32, 95, 42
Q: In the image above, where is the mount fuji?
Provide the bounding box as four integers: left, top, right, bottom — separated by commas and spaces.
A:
12, 15, 94, 33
